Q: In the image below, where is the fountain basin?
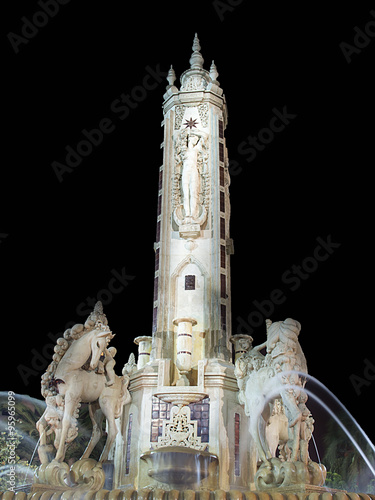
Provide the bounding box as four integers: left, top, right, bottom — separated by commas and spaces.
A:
154, 388, 207, 406
140, 446, 218, 489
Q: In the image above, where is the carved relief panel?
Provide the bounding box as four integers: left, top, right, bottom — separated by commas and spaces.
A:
172, 105, 210, 234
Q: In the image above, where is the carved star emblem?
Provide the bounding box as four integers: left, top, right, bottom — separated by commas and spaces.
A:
184, 118, 198, 129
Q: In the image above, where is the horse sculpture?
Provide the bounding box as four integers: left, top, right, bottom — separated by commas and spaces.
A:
37, 302, 131, 465
234, 318, 325, 488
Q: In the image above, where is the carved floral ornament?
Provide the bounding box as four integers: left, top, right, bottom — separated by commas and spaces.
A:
156, 404, 206, 451
180, 74, 208, 92
174, 104, 209, 130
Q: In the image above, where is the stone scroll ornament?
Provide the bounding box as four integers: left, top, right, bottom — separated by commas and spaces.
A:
234, 318, 327, 489
35, 301, 132, 492
156, 404, 206, 451
172, 124, 210, 229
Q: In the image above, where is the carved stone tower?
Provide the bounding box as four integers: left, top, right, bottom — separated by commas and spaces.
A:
151, 33, 233, 366
114, 35, 254, 492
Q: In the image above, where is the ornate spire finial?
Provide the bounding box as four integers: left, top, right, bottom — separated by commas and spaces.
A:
166, 65, 176, 88
189, 33, 204, 70
209, 60, 219, 84
192, 33, 201, 52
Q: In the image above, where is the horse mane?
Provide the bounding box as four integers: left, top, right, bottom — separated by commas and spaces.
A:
278, 318, 307, 373
278, 318, 301, 348
41, 302, 108, 398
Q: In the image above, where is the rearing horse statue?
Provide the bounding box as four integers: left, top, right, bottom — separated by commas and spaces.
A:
37, 302, 131, 464
234, 318, 311, 466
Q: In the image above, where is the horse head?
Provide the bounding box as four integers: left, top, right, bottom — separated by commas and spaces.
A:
89, 321, 115, 370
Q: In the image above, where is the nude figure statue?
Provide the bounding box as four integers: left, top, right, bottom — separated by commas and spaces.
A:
181, 134, 201, 220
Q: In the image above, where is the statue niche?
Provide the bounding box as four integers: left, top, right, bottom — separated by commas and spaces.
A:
172, 126, 209, 234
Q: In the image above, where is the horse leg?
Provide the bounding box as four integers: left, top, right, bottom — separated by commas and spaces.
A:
81, 401, 104, 460
250, 417, 270, 466
279, 389, 303, 462
36, 417, 50, 464
260, 403, 274, 460
290, 420, 301, 462
281, 389, 301, 427
98, 396, 118, 463
55, 393, 80, 462
36, 416, 46, 446
277, 411, 289, 460
259, 416, 272, 460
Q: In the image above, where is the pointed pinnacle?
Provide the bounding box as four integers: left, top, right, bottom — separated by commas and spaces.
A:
192, 33, 201, 53
166, 64, 176, 87
209, 60, 219, 82
189, 33, 204, 70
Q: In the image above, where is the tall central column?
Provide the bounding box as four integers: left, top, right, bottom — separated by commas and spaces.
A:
151, 34, 233, 366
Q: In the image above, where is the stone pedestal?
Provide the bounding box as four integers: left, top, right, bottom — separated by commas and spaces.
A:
134, 336, 152, 369
113, 357, 256, 492
179, 223, 201, 239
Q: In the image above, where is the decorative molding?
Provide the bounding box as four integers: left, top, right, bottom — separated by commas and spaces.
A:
156, 404, 206, 450
16, 487, 366, 499
181, 74, 208, 92
170, 254, 208, 280
175, 106, 186, 130
198, 103, 209, 128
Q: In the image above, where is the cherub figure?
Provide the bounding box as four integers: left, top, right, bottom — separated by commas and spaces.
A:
36, 395, 64, 464
104, 346, 117, 386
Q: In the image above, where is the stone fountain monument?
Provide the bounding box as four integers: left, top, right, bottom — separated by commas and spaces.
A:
3, 34, 373, 500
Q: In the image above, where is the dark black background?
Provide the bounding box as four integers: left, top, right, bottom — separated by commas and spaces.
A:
2, 1, 374, 456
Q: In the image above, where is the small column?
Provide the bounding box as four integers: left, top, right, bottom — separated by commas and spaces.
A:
229, 334, 253, 362
173, 317, 197, 386
134, 336, 152, 369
